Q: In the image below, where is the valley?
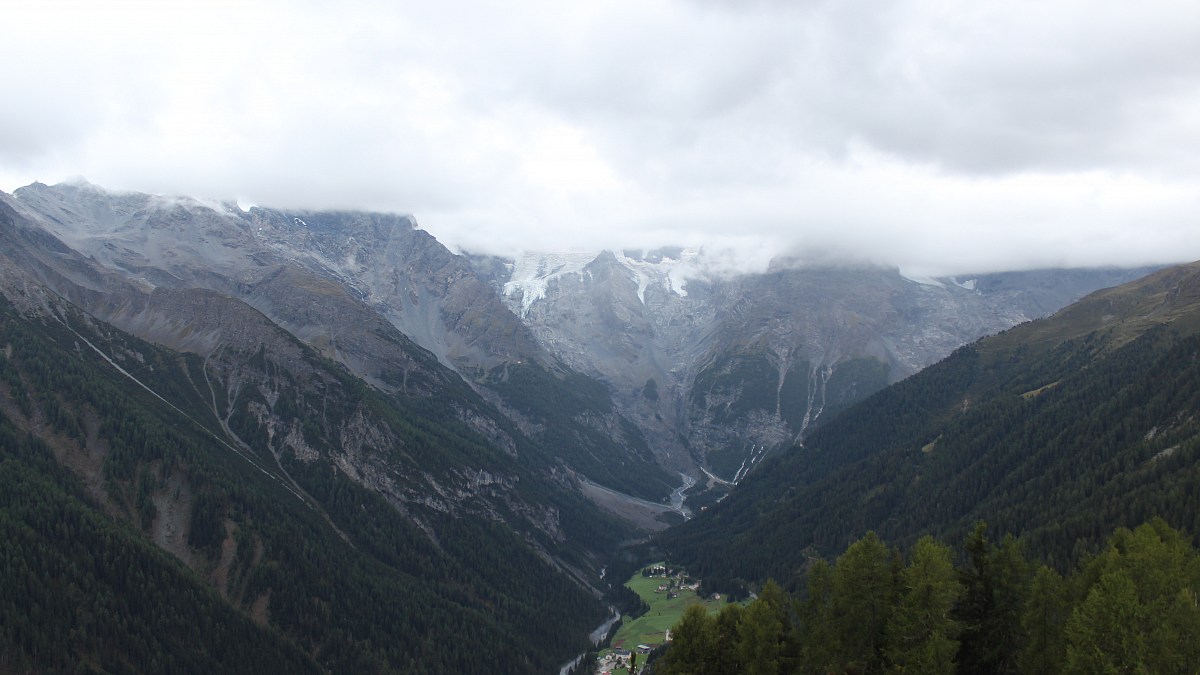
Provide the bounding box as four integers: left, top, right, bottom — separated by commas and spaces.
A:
1, 179, 1195, 673
589, 563, 736, 675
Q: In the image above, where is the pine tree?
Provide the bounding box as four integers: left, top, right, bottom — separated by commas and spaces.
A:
1064, 519, 1200, 674
656, 605, 714, 674
828, 531, 897, 673
955, 523, 1029, 674
737, 582, 789, 675
1065, 568, 1146, 673
797, 559, 837, 673
1019, 565, 1067, 674
885, 535, 963, 674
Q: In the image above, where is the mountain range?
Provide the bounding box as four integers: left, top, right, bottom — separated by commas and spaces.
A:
0, 183, 632, 672
470, 247, 1155, 482
659, 260, 1200, 591
0, 179, 1176, 671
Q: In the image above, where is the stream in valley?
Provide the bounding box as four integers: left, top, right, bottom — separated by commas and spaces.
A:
669, 472, 696, 519
560, 473, 694, 674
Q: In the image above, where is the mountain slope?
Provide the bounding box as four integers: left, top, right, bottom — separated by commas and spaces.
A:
3, 181, 677, 501
478, 248, 1157, 480
7, 180, 1149, 502
0, 411, 323, 674
0, 197, 631, 671
659, 261, 1200, 587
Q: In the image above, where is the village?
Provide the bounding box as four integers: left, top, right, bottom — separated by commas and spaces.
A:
592, 564, 726, 675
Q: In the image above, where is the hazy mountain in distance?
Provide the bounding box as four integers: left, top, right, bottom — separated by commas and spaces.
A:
472, 247, 1157, 480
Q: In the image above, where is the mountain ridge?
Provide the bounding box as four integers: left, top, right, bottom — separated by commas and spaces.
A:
0, 186, 643, 671
473, 246, 1160, 479
3, 182, 680, 501
657, 259, 1200, 589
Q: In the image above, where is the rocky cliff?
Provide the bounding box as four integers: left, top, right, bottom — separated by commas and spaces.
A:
476, 248, 1157, 479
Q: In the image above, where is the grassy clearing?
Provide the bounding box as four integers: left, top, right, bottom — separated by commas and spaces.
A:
606, 563, 735, 652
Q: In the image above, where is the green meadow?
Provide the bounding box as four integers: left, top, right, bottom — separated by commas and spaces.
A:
605, 564, 735, 654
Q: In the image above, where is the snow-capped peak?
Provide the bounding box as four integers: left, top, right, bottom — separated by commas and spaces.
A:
502, 249, 703, 315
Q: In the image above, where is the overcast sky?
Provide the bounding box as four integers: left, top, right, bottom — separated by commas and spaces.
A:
3, 0, 1199, 275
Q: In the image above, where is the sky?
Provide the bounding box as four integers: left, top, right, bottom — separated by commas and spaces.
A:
2, 0, 1199, 276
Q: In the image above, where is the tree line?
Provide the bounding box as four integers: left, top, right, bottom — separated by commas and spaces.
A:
651, 519, 1200, 674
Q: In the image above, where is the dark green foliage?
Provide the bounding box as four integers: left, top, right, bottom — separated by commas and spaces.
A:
654, 602, 745, 675
820, 531, 899, 672
690, 349, 779, 426
660, 313, 1200, 587
1063, 519, 1200, 674
0, 408, 321, 674
485, 359, 675, 499
187, 489, 225, 554
818, 356, 890, 425
0, 296, 615, 673
682, 480, 729, 512
886, 536, 963, 674
1019, 565, 1068, 674
656, 604, 719, 673
777, 360, 811, 431
655, 521, 1200, 675
954, 524, 1029, 674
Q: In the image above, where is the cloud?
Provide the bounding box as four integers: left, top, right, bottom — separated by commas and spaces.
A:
1, 0, 1198, 275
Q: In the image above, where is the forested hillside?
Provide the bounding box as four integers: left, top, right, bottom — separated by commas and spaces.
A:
650, 519, 1200, 674
0, 406, 322, 674
0, 290, 612, 672
659, 261, 1200, 590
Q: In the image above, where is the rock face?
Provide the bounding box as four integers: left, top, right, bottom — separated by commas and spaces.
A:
0, 208, 621, 671
0, 194, 522, 527
3, 180, 1156, 485
474, 248, 1158, 479
2, 181, 677, 500
7, 181, 542, 374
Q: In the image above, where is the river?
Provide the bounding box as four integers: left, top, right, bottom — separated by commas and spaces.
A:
558, 607, 622, 675
558, 473, 694, 674
669, 472, 696, 518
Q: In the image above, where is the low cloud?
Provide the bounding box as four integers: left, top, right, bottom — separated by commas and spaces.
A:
2, 0, 1198, 275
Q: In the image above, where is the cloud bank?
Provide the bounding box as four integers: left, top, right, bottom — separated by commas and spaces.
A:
2, 0, 1199, 275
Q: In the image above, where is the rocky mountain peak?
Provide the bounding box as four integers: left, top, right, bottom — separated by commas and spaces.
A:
474, 248, 1161, 479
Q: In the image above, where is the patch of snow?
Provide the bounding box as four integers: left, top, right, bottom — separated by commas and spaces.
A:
503, 251, 600, 315
614, 251, 654, 304
294, 217, 308, 227
666, 267, 690, 297
502, 248, 708, 313
952, 277, 978, 291
613, 248, 703, 300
